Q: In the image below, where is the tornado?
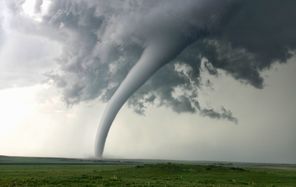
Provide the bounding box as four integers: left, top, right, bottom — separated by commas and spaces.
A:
95, 38, 191, 158
95, 0, 241, 158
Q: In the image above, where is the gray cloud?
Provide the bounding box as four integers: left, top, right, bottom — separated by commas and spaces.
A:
0, 3, 5, 49
34, 0, 43, 13
3, 0, 296, 122
201, 107, 238, 123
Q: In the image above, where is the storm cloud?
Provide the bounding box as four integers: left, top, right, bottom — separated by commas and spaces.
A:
2, 0, 296, 121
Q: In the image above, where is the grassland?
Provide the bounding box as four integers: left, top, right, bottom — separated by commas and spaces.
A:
0, 156, 295, 187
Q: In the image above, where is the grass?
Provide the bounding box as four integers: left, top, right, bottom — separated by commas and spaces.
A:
0, 162, 296, 187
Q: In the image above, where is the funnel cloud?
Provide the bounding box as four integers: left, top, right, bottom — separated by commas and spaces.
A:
95, 0, 241, 157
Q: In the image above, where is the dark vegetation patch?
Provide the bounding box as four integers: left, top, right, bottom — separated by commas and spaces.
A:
0, 163, 295, 186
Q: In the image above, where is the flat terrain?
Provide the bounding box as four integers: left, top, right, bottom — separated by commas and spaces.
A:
0, 156, 295, 187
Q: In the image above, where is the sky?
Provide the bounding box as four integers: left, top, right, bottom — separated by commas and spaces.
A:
0, 0, 295, 163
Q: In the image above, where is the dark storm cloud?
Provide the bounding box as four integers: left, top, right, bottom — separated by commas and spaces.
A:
202, 0, 296, 88
4, 0, 296, 121
47, 0, 296, 120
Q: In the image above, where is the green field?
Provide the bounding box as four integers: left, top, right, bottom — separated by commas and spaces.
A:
0, 156, 295, 187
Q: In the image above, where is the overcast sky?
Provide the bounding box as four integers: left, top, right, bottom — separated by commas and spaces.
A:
0, 0, 295, 164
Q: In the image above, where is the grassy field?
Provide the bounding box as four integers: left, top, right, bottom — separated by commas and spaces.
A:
0, 156, 295, 187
